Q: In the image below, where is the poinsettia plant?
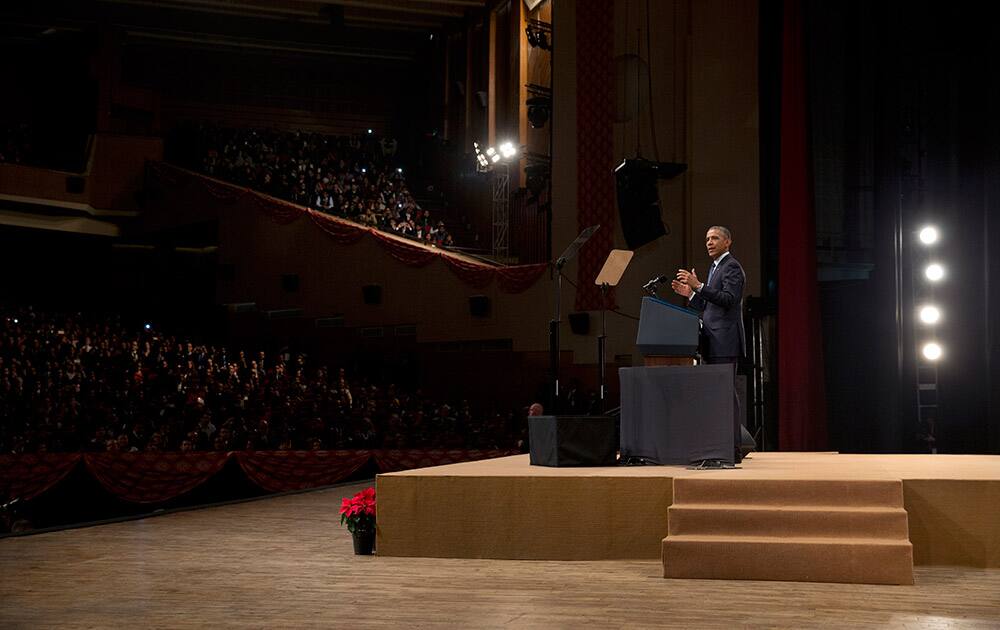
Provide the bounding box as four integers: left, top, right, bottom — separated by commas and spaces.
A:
339, 487, 376, 534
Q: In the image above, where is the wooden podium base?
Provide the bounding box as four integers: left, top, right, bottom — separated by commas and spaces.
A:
644, 356, 696, 367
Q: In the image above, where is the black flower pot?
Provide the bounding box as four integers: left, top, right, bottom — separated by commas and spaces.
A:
352, 527, 375, 555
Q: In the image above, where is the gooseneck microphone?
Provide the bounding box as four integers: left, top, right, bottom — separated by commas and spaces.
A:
642, 275, 669, 294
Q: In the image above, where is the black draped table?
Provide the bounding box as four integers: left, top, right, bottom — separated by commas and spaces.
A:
619, 364, 736, 465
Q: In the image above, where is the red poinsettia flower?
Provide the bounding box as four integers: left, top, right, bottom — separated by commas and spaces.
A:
339, 487, 376, 533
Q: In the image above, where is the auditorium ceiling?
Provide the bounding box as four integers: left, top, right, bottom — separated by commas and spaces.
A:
1, 0, 487, 62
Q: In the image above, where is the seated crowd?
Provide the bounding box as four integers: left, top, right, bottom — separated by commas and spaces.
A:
187, 124, 456, 248
0, 123, 37, 167
0, 306, 519, 455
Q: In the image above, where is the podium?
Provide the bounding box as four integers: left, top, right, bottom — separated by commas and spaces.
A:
636, 296, 699, 366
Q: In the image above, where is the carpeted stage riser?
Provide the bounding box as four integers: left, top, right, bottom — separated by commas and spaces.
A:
375, 454, 1000, 569
376, 475, 674, 560
662, 478, 915, 584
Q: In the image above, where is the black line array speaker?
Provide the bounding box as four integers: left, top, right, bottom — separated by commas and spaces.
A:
615, 160, 665, 250
469, 295, 491, 318
362, 284, 382, 305
568, 312, 590, 335
615, 159, 686, 250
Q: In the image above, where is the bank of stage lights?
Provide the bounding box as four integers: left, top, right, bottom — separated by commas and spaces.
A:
474, 141, 518, 171
918, 224, 944, 362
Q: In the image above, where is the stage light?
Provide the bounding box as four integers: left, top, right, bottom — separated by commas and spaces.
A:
919, 226, 939, 245
491, 153, 501, 163
144, 323, 152, 330
367, 128, 373, 134
922, 342, 943, 361
12, 318, 18, 324
486, 147, 496, 157
397, 167, 403, 173
499, 141, 517, 159
925, 263, 945, 282
919, 305, 941, 325
361, 168, 366, 174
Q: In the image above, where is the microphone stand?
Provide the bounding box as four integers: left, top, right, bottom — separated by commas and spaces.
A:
549, 225, 600, 412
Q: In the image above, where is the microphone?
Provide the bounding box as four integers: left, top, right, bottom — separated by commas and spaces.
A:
642, 275, 669, 293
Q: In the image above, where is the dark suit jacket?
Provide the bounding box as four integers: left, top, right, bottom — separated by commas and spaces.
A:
689, 253, 746, 358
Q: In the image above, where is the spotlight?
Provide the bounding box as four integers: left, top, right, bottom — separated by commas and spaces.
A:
925, 263, 945, 282
526, 26, 538, 47
919, 226, 939, 245
361, 168, 367, 174
397, 167, 403, 173
525, 21, 552, 50
13, 318, 18, 324
491, 153, 501, 163
367, 128, 373, 134
922, 342, 943, 361
486, 147, 496, 157
144, 323, 152, 330
919, 305, 941, 325
499, 141, 517, 159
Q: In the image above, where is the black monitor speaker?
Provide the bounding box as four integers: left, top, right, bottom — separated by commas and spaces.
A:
469, 295, 491, 318
281, 274, 300, 293
66, 176, 86, 194
362, 284, 382, 305
568, 312, 590, 335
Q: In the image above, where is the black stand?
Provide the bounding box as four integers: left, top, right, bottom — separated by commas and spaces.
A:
598, 282, 608, 406
592, 249, 633, 413
549, 225, 600, 412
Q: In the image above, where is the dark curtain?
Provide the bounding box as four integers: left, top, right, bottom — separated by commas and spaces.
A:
794, 0, 1000, 453
777, 0, 829, 450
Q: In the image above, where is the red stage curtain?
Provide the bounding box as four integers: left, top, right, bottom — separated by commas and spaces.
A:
441, 256, 497, 288
1, 450, 519, 504
235, 450, 372, 492
778, 0, 829, 451
247, 191, 307, 225
574, 0, 617, 311
84, 452, 230, 503
369, 230, 439, 267
200, 178, 247, 204
0, 453, 81, 501
147, 161, 192, 189
307, 209, 369, 244
497, 263, 549, 294
372, 449, 518, 473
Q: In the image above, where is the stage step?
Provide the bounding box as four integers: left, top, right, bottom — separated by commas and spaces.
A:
668, 504, 910, 539
671, 478, 905, 507
662, 478, 914, 584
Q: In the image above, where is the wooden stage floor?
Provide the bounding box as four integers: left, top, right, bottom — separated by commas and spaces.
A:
1, 480, 999, 629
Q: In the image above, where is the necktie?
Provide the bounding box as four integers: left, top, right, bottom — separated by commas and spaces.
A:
706, 262, 717, 286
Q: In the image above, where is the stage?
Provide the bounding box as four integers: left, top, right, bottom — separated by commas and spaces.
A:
376, 452, 1000, 570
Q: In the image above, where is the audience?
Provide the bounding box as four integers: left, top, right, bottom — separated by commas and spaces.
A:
181, 124, 456, 248
0, 306, 519, 454
0, 123, 36, 167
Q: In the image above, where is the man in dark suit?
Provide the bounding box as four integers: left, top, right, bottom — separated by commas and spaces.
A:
672, 225, 747, 462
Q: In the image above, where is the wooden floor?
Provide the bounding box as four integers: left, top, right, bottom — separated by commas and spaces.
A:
1, 482, 999, 629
